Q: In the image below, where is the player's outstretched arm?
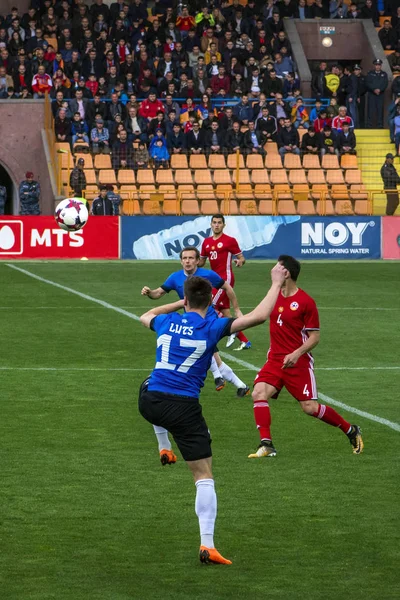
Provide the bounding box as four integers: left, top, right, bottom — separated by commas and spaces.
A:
221, 282, 242, 316
233, 253, 245, 267
141, 286, 166, 299
230, 264, 287, 333
140, 300, 185, 328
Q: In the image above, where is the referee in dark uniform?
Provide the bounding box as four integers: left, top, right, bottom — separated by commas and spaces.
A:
366, 59, 388, 128
381, 153, 400, 215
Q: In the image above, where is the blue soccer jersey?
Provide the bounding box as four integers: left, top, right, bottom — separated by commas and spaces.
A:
161, 267, 224, 300
148, 312, 234, 398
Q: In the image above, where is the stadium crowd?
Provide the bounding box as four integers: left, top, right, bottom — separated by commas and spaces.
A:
0, 0, 399, 214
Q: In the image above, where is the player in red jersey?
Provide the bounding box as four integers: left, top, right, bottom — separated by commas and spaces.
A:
248, 255, 364, 458
199, 214, 251, 351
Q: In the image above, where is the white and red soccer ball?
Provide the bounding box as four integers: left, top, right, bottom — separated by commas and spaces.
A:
55, 198, 89, 232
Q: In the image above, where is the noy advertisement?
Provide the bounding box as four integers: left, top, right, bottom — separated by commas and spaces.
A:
121, 216, 381, 260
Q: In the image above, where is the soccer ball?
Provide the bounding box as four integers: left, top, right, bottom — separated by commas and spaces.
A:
55, 198, 89, 232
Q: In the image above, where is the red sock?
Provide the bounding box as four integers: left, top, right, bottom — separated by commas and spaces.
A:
253, 400, 272, 441
312, 404, 351, 434
237, 331, 249, 343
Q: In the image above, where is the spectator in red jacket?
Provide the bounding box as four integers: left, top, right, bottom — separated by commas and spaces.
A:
32, 65, 52, 98
211, 65, 230, 96
139, 91, 165, 121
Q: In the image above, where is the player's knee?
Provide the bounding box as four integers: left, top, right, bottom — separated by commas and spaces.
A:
301, 400, 319, 415
252, 387, 263, 402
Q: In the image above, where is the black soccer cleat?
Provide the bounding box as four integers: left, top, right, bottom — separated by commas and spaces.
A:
236, 385, 250, 398
248, 439, 277, 458
215, 377, 226, 392
347, 425, 364, 455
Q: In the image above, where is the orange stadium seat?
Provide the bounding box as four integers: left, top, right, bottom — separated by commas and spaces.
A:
137, 170, 155, 185
246, 154, 264, 169
278, 199, 296, 214
227, 153, 245, 169
345, 169, 362, 185
265, 154, 283, 170
252, 169, 269, 184
258, 199, 273, 214
194, 170, 213, 185
341, 154, 358, 169
239, 200, 258, 214
189, 155, 207, 169
175, 170, 193, 185
289, 170, 308, 185
182, 200, 200, 214
156, 170, 174, 185
302, 154, 321, 170
98, 169, 116, 185
270, 170, 288, 185
170, 155, 188, 169
94, 154, 112, 170
284, 154, 302, 169
208, 154, 226, 169
322, 154, 340, 170
118, 170, 136, 185
200, 199, 220, 214
307, 169, 326, 185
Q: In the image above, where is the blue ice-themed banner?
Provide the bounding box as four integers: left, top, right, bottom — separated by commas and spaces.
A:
121, 216, 381, 260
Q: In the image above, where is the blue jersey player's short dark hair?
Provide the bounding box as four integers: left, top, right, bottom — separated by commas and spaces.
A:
278, 255, 301, 281
184, 276, 212, 309
179, 246, 200, 259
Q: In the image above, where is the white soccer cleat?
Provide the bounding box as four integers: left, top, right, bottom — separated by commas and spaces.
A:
226, 333, 237, 348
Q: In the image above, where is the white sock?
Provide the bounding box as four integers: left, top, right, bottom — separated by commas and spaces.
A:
153, 425, 171, 451
195, 478, 217, 548
219, 362, 246, 389
210, 356, 222, 380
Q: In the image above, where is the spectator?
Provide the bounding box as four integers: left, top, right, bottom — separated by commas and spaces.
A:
31, 64, 52, 98
211, 65, 230, 96
185, 121, 205, 154
112, 128, 134, 170
233, 94, 253, 125
256, 106, 278, 142
291, 97, 310, 129
320, 125, 338, 157
301, 129, 320, 155
167, 122, 186, 153
311, 61, 327, 97
92, 186, 114, 215
125, 106, 148, 143
332, 105, 354, 132
19, 171, 40, 215
139, 90, 165, 121
243, 121, 266, 156
277, 117, 301, 159
314, 109, 332, 133
204, 120, 225, 154
394, 106, 400, 153
134, 141, 150, 169
69, 158, 86, 197
378, 20, 397, 51
388, 45, 400, 74
0, 184, 6, 214
150, 137, 170, 169
225, 121, 244, 153
366, 59, 388, 129
86, 94, 107, 126
336, 122, 356, 155
106, 184, 121, 216
71, 112, 89, 147
54, 107, 71, 144
381, 153, 400, 215
91, 118, 110, 154
388, 95, 400, 142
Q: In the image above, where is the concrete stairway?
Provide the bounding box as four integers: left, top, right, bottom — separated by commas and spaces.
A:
356, 129, 396, 215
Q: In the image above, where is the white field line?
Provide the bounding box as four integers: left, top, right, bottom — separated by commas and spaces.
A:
0, 305, 398, 311
0, 366, 398, 373
6, 264, 400, 433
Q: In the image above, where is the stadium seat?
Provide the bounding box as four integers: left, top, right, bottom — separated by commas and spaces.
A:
196, 184, 216, 197
75, 153, 93, 169
118, 170, 136, 185
246, 154, 264, 169
215, 184, 233, 200
200, 199, 220, 214
227, 153, 245, 169
292, 184, 310, 200
341, 154, 358, 169
345, 169, 362, 184
83, 185, 99, 200
258, 200, 273, 214
214, 170, 232, 185
270, 170, 288, 184
227, 199, 239, 214
349, 184, 368, 200
98, 169, 117, 185
274, 183, 292, 199
137, 170, 155, 185
238, 169, 251, 184
235, 184, 254, 200
189, 155, 207, 169
354, 200, 369, 215
120, 184, 137, 198
122, 199, 141, 215
278, 199, 296, 214
170, 155, 188, 169
322, 154, 340, 169
194, 170, 213, 185
326, 170, 345, 185
181, 200, 200, 214
335, 200, 354, 215
163, 200, 180, 214
175, 170, 193, 185
208, 154, 226, 169
73, 141, 90, 152
239, 200, 258, 214
302, 154, 320, 169
289, 170, 308, 184
297, 200, 316, 215
158, 184, 177, 199
251, 170, 269, 184
143, 200, 162, 215
331, 184, 349, 200
60, 152, 73, 170
84, 169, 97, 185
265, 154, 283, 170
138, 185, 157, 199
156, 170, 174, 185
264, 141, 278, 153
254, 183, 273, 199
55, 142, 71, 154
284, 154, 302, 169
94, 154, 112, 170
317, 199, 335, 215
307, 169, 326, 184
311, 183, 329, 201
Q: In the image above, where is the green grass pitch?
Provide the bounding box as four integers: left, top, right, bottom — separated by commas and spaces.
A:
0, 260, 399, 600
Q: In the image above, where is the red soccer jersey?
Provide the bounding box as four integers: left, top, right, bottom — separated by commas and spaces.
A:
268, 289, 320, 368
201, 233, 242, 285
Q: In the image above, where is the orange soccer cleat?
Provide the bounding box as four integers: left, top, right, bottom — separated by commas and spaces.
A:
199, 546, 232, 565
159, 449, 177, 465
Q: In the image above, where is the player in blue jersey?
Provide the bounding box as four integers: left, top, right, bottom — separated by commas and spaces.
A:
139, 264, 287, 564
141, 246, 249, 395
